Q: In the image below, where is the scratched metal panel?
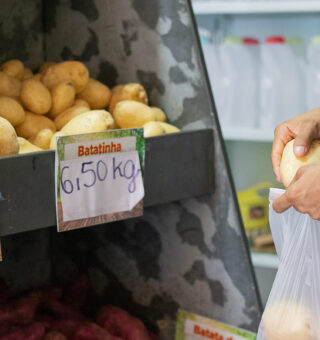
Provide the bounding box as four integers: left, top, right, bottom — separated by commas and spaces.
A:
46, 0, 262, 337
0, 0, 44, 68
144, 130, 214, 206
0, 151, 56, 236
0, 130, 214, 237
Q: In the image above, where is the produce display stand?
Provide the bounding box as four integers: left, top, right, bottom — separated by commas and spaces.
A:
0, 0, 262, 338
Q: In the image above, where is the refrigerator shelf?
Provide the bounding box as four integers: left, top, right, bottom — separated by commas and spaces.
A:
193, 0, 320, 15
222, 126, 274, 142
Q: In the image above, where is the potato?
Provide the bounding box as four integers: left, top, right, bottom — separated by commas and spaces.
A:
74, 98, 90, 108
49, 81, 76, 119
54, 105, 90, 130
33, 74, 42, 81
262, 301, 311, 340
39, 61, 56, 74
61, 110, 114, 135
18, 137, 43, 154
0, 72, 21, 97
0, 96, 25, 126
29, 128, 54, 150
158, 122, 180, 133
22, 68, 33, 81
111, 84, 124, 95
0, 117, 19, 156
151, 107, 166, 122
143, 121, 166, 137
77, 78, 111, 109
280, 139, 320, 187
108, 83, 148, 114
41, 61, 89, 93
50, 131, 65, 150
21, 79, 52, 114
113, 100, 155, 128
44, 331, 67, 340
15, 111, 56, 139
1, 60, 24, 80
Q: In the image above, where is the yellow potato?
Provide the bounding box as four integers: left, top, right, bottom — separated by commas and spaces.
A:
22, 68, 33, 81
18, 137, 43, 154
15, 111, 56, 139
0, 96, 25, 126
49, 81, 75, 119
61, 110, 114, 135
111, 84, 124, 95
20, 79, 52, 114
29, 129, 54, 150
0, 117, 19, 156
77, 78, 111, 109
143, 121, 166, 137
33, 74, 42, 81
113, 100, 155, 128
280, 139, 320, 187
158, 122, 180, 133
108, 83, 148, 114
73, 98, 90, 109
151, 107, 166, 122
54, 105, 90, 130
1, 60, 24, 80
0, 72, 21, 97
41, 61, 89, 93
39, 62, 56, 74
50, 131, 65, 150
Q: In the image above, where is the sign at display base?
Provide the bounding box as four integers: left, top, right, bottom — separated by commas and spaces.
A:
55, 129, 145, 232
175, 310, 256, 340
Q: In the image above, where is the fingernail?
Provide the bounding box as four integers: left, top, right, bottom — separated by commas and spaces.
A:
294, 146, 307, 156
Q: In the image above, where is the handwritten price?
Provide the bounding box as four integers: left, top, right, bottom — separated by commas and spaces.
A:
60, 156, 141, 195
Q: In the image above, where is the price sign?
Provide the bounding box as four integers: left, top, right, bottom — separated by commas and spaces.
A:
55, 129, 145, 232
175, 310, 256, 340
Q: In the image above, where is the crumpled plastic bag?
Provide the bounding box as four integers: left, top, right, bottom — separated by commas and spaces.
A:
257, 188, 320, 340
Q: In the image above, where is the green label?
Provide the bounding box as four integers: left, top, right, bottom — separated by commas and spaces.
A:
176, 310, 256, 340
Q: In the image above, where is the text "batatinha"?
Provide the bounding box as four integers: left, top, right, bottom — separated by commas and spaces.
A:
78, 142, 122, 157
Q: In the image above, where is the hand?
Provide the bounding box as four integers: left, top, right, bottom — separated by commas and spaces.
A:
273, 161, 320, 220
271, 107, 320, 183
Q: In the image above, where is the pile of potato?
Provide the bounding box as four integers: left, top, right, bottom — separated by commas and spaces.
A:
0, 59, 180, 157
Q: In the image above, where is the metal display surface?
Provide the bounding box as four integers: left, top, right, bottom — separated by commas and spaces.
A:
0, 130, 215, 237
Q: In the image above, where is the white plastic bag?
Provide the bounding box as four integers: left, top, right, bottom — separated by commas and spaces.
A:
257, 188, 320, 340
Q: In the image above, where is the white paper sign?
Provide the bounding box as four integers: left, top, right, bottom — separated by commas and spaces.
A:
55, 129, 145, 232
60, 151, 144, 221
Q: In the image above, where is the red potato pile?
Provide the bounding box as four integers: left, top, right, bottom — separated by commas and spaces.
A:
0, 59, 180, 157
0, 276, 158, 340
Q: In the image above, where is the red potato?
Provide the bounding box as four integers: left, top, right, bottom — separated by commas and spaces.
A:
42, 298, 85, 320
0, 322, 45, 340
44, 331, 67, 340
47, 319, 81, 338
72, 322, 123, 340
0, 291, 41, 328
41, 286, 85, 321
64, 275, 90, 310
97, 306, 151, 340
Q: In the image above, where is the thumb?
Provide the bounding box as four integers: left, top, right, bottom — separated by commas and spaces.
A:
272, 191, 292, 213
293, 121, 318, 157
